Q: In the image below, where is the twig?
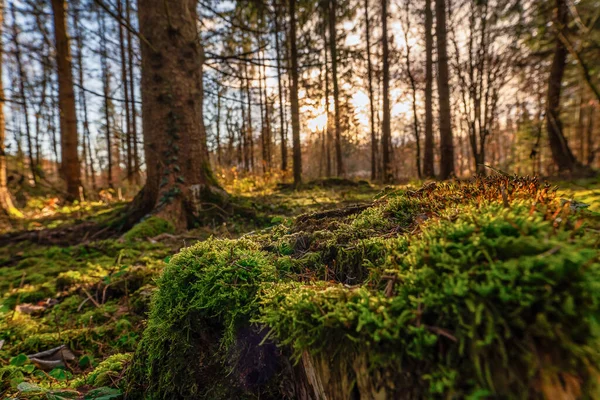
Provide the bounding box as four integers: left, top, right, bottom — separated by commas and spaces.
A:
82, 288, 101, 308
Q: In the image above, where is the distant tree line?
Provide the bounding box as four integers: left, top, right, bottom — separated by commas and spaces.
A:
0, 0, 598, 228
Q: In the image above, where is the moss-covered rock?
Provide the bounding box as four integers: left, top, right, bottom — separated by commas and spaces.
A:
128, 176, 600, 399
123, 217, 175, 242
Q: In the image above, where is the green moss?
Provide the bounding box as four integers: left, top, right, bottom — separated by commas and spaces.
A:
73, 353, 133, 388
128, 238, 279, 399
130, 176, 600, 399
123, 217, 175, 242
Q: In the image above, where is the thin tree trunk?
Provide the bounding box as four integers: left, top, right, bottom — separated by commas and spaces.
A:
328, 0, 344, 176
73, 5, 96, 190
256, 41, 268, 173
216, 88, 222, 165
323, 25, 332, 177
0, 0, 20, 216
34, 55, 49, 171
274, 1, 288, 171
402, 1, 421, 178
364, 0, 377, 181
289, 0, 302, 185
244, 61, 255, 171
11, 5, 36, 184
381, 0, 392, 183
118, 0, 133, 184
423, 0, 434, 177
51, 0, 81, 200
261, 48, 272, 171
435, 0, 455, 179
99, 13, 114, 188
125, 0, 140, 184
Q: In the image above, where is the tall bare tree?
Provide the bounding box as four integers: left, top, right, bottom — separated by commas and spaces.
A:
435, 0, 455, 179
328, 0, 344, 176
0, 0, 20, 216
289, 0, 302, 185
11, 5, 36, 184
381, 0, 392, 182
51, 0, 81, 200
273, 0, 287, 171
364, 0, 377, 181
423, 0, 435, 177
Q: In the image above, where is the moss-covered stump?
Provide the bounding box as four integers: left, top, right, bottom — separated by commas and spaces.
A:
128, 176, 600, 399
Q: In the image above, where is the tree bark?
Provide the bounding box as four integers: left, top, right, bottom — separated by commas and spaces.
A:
435, 0, 455, 179
402, 1, 421, 179
136, 0, 223, 230
117, 0, 133, 184
99, 13, 115, 188
274, 1, 288, 172
364, 0, 377, 181
244, 63, 255, 171
289, 0, 302, 185
381, 0, 392, 183
51, 0, 82, 201
423, 0, 434, 177
323, 25, 332, 177
0, 0, 20, 216
125, 0, 140, 184
545, 0, 582, 173
11, 5, 36, 185
328, 0, 344, 176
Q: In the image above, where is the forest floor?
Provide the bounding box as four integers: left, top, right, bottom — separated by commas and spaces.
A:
0, 176, 599, 399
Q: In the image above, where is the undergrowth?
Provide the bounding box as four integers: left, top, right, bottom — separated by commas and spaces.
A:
0, 179, 380, 398
129, 176, 600, 399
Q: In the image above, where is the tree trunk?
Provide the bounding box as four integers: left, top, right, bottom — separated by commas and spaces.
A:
323, 25, 332, 177
73, 4, 97, 190
136, 0, 223, 230
257, 44, 267, 173
261, 48, 272, 171
328, 0, 344, 176
244, 61, 255, 171
216, 88, 222, 165
403, 1, 421, 179
381, 0, 393, 183
364, 0, 377, 181
289, 0, 302, 185
117, 0, 133, 184
435, 0, 455, 179
11, 5, 36, 185
99, 13, 115, 188
274, 1, 288, 171
125, 0, 140, 184
51, 0, 81, 201
545, 0, 581, 173
0, 0, 20, 216
423, 0, 434, 178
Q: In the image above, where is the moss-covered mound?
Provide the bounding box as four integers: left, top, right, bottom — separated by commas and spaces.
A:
128, 176, 600, 399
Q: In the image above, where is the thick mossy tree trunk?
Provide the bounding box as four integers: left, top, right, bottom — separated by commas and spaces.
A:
136, 0, 223, 230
